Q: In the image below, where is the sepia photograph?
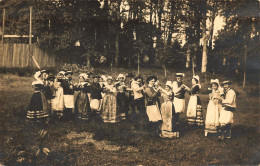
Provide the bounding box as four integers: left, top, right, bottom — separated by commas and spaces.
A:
0, 0, 259, 165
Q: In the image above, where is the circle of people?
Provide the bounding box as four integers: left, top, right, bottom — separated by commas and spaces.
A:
27, 70, 236, 140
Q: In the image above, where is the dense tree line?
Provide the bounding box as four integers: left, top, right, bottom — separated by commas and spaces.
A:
0, 0, 259, 84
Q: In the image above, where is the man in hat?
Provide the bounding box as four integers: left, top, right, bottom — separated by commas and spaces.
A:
63, 71, 75, 121
219, 80, 236, 139
172, 73, 189, 131
131, 75, 147, 129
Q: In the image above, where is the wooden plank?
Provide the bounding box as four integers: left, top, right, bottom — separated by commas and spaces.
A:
24, 44, 29, 67
9, 44, 13, 68
19, 44, 22, 67
5, 44, 9, 67
21, 44, 24, 68
12, 44, 16, 67
6, 44, 10, 67
3, 44, 7, 67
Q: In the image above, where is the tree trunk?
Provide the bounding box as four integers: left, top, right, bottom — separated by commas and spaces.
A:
115, 33, 119, 66
201, 17, 207, 73
163, 64, 167, 78
192, 56, 195, 76
114, 0, 121, 67
243, 46, 247, 88
137, 52, 140, 75
87, 55, 91, 68
186, 47, 191, 68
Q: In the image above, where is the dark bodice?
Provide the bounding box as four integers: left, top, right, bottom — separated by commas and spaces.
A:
190, 85, 200, 95
90, 83, 103, 99
144, 86, 160, 106
34, 84, 45, 92
63, 79, 74, 95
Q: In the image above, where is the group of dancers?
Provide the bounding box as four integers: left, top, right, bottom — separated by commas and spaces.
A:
27, 70, 237, 140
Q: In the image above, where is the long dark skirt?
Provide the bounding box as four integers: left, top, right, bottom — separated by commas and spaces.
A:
117, 92, 129, 120
75, 91, 91, 120
27, 91, 49, 120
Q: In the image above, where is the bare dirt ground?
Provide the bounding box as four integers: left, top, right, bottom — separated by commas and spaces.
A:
0, 68, 259, 165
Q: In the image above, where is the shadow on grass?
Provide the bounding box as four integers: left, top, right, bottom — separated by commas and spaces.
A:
232, 125, 259, 138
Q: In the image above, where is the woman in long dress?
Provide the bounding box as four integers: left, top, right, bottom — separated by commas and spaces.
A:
27, 71, 49, 122
102, 76, 118, 123
51, 71, 65, 119
74, 73, 91, 120
205, 79, 222, 136
186, 75, 203, 126
160, 81, 179, 138
143, 76, 162, 135
115, 74, 129, 121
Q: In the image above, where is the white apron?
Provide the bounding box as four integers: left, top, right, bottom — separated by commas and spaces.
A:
173, 97, 185, 113
64, 95, 74, 108
146, 105, 162, 122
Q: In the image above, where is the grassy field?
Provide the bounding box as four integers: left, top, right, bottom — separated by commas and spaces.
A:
0, 68, 259, 165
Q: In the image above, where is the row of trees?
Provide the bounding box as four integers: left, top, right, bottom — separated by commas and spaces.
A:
0, 0, 259, 84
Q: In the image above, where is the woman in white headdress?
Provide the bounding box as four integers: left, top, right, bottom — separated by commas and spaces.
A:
102, 76, 118, 123
27, 71, 49, 121
74, 73, 91, 120
186, 75, 203, 126
205, 79, 222, 136
51, 71, 65, 119
159, 82, 179, 138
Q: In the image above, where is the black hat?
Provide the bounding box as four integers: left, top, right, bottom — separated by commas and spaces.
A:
47, 74, 55, 80
93, 75, 101, 78
126, 73, 135, 78
146, 75, 157, 84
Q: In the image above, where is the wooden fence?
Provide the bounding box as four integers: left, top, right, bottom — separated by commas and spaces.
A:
0, 43, 61, 68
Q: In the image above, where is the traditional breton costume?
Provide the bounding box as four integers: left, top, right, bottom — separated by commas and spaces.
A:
90, 75, 103, 120
186, 75, 203, 126
44, 74, 56, 115
27, 71, 49, 121
205, 79, 222, 136
160, 82, 179, 138
63, 71, 75, 120
102, 76, 118, 123
115, 74, 129, 120
51, 71, 65, 118
144, 76, 162, 134
74, 73, 91, 120
219, 80, 236, 139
